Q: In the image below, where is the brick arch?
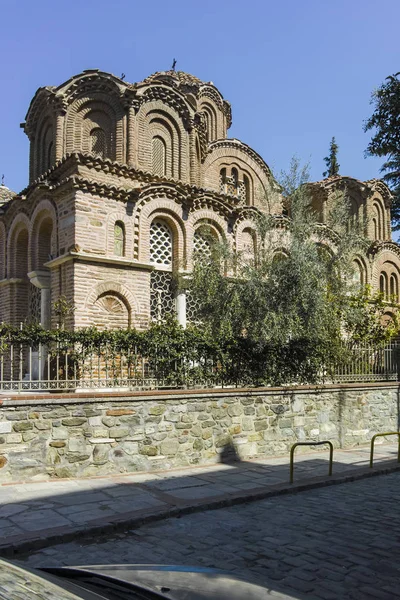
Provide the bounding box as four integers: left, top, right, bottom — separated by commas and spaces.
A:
7, 214, 31, 279
65, 94, 126, 162
372, 249, 400, 290
353, 255, 369, 287
85, 280, 139, 321
138, 199, 187, 268
137, 101, 188, 181
187, 210, 230, 271
29, 200, 57, 272
106, 211, 133, 257
235, 219, 258, 253
203, 145, 278, 211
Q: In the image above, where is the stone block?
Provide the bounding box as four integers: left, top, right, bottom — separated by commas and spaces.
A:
140, 445, 158, 456
106, 408, 135, 416
149, 406, 165, 416
66, 453, 90, 463
254, 419, 267, 432
52, 427, 69, 440
227, 404, 243, 417
160, 439, 179, 456
62, 417, 87, 427
109, 427, 130, 439
34, 421, 51, 430
50, 441, 66, 448
13, 421, 33, 432
88, 416, 102, 427
102, 416, 115, 427
22, 432, 36, 442
120, 441, 139, 455
0, 422, 12, 434
93, 444, 109, 464
68, 438, 88, 453
6, 433, 23, 443
0, 456, 7, 468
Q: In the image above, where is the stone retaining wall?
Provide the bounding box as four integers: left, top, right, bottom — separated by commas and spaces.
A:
0, 383, 399, 481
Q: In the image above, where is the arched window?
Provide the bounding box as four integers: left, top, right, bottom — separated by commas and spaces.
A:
219, 168, 226, 194
152, 136, 167, 176
380, 272, 388, 299
15, 229, 29, 279
149, 220, 174, 322
353, 261, 363, 288
241, 229, 256, 265
373, 218, 378, 240
114, 221, 125, 257
243, 175, 251, 205
91, 127, 107, 159
193, 226, 216, 263
37, 218, 53, 268
150, 220, 172, 265
390, 274, 399, 302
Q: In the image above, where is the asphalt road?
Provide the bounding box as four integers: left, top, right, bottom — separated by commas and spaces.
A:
18, 472, 400, 600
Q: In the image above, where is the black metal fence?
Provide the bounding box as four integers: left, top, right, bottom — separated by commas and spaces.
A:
0, 339, 399, 393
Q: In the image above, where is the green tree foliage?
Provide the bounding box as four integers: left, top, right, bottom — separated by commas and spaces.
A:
323, 137, 340, 178
364, 73, 400, 229
188, 158, 397, 384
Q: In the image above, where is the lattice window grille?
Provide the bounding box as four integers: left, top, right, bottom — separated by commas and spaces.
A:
29, 284, 41, 324
186, 288, 201, 324
150, 221, 173, 265
238, 181, 247, 204
152, 136, 166, 176
219, 171, 226, 194
150, 271, 175, 322
91, 128, 107, 159
193, 229, 212, 263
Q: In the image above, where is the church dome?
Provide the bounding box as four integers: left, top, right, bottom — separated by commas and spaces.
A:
138, 70, 209, 89
0, 184, 16, 206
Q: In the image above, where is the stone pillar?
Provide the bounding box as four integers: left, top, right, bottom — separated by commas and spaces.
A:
27, 270, 51, 380
176, 290, 186, 329
55, 112, 65, 162
28, 270, 51, 328
127, 105, 136, 168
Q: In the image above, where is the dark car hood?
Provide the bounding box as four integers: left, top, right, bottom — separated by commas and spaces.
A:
45, 564, 295, 599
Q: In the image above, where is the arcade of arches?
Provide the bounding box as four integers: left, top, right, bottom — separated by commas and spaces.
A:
0, 68, 399, 329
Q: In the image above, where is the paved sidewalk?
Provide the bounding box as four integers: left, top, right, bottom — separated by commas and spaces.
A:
1, 441, 399, 557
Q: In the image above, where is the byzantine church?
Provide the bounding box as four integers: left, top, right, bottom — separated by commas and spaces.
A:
0, 68, 399, 330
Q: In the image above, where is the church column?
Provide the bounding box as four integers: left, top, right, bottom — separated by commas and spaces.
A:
127, 105, 136, 167
55, 112, 65, 162
28, 270, 51, 380
176, 290, 186, 329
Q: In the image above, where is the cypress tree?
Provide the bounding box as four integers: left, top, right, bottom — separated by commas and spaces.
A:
323, 137, 340, 178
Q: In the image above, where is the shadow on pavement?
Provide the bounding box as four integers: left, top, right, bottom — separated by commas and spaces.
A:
1, 442, 400, 599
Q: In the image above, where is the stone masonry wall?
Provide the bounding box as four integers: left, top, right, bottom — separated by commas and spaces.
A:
0, 383, 399, 482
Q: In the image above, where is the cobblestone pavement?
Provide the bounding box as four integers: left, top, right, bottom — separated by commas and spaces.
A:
18, 471, 400, 600
1, 442, 399, 554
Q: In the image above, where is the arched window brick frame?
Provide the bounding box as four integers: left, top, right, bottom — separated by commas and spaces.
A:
114, 221, 126, 257
106, 212, 132, 258
137, 102, 188, 182
65, 95, 124, 162
7, 215, 31, 279
29, 201, 57, 273
138, 200, 186, 268
152, 135, 167, 176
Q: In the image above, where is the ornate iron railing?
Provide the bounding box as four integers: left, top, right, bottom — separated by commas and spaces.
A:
0, 340, 399, 393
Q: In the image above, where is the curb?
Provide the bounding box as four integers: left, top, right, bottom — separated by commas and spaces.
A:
2, 460, 400, 559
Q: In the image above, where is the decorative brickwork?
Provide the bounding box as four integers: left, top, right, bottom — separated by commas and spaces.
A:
0, 68, 399, 328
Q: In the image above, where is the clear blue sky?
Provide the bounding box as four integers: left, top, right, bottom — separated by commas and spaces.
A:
1, 0, 399, 194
